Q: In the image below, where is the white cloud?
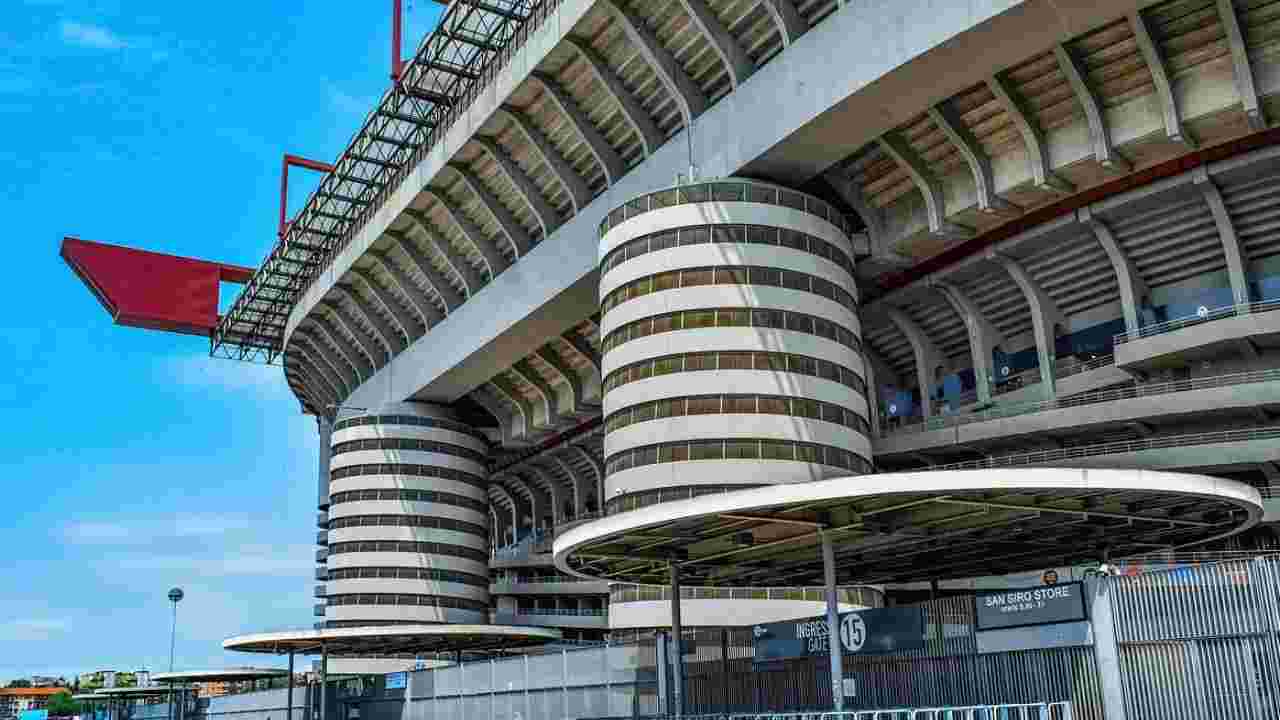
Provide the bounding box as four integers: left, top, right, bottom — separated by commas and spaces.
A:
60, 21, 128, 50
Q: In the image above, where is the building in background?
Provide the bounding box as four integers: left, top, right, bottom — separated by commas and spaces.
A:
0, 688, 62, 720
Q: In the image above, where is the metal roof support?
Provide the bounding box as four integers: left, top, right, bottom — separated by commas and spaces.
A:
1194, 167, 1252, 307
677, 0, 754, 88
472, 388, 525, 447
1215, 0, 1266, 131
448, 164, 532, 257
530, 72, 625, 186
368, 251, 445, 329
932, 281, 1006, 405
602, 0, 709, 124
528, 465, 565, 526
510, 360, 559, 429
927, 101, 1019, 216
498, 107, 592, 215
1129, 10, 1194, 147
404, 209, 484, 296
883, 306, 943, 419
550, 454, 586, 519
990, 252, 1064, 399
760, 0, 808, 47
489, 377, 535, 440
387, 228, 467, 310
559, 330, 601, 375
315, 311, 379, 378
352, 269, 422, 344
536, 345, 590, 413
473, 137, 562, 239
1053, 44, 1130, 172
877, 130, 972, 239
566, 37, 664, 157
423, 189, 511, 278
569, 443, 605, 513
331, 286, 405, 356
296, 332, 357, 396
1078, 207, 1148, 335
986, 73, 1073, 194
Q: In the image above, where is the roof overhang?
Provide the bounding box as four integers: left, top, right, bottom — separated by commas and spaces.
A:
150, 668, 289, 684
222, 624, 562, 656
554, 468, 1263, 587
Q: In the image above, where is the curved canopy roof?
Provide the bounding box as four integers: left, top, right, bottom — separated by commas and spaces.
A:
224, 624, 561, 656
151, 668, 288, 684
555, 468, 1263, 586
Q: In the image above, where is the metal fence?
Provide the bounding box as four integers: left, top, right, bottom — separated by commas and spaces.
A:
1108, 556, 1280, 720
1113, 297, 1280, 344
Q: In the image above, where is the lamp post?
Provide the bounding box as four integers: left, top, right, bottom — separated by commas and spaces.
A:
167, 587, 184, 720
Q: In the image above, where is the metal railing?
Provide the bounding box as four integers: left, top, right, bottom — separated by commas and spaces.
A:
1113, 297, 1280, 344
496, 608, 608, 617
887, 367, 1280, 436
491, 575, 605, 586
609, 584, 884, 606
923, 425, 1280, 472
674, 703, 1072, 720
1053, 354, 1114, 380
599, 180, 854, 238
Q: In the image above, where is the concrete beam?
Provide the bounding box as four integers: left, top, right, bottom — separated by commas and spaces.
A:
527, 465, 566, 526
471, 388, 526, 447
877, 130, 972, 238
490, 376, 536, 440
301, 327, 363, 392
369, 250, 444, 329
352, 268, 422, 345
566, 37, 664, 158
1079, 206, 1148, 336
530, 72, 625, 186
559, 330, 601, 376
292, 342, 350, 402
568, 443, 605, 512
759, 0, 807, 47
550, 454, 586, 518
505, 474, 544, 531
489, 483, 520, 539
884, 306, 943, 419
602, 0, 708, 123
402, 210, 483, 298
536, 345, 590, 413
315, 311, 378, 379
448, 164, 533, 258
289, 355, 340, 411
928, 101, 1018, 217
991, 252, 1064, 398
498, 107, 592, 215
823, 170, 911, 266
510, 360, 560, 429
677, 0, 754, 88
474, 136, 562, 240
1194, 167, 1252, 307
422, 188, 511, 279
1053, 43, 1130, 172
986, 73, 1073, 194
1129, 10, 1194, 147
1215, 0, 1266, 131
331, 285, 404, 357
932, 281, 1005, 405
386, 230, 464, 312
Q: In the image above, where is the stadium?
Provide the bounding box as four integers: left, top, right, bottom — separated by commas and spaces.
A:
62, 0, 1280, 718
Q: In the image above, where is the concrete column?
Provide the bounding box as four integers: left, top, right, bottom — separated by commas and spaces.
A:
317, 417, 333, 510
933, 282, 1005, 405
669, 564, 685, 718
287, 652, 295, 720
992, 252, 1064, 399
319, 644, 328, 720
823, 531, 845, 712
1087, 577, 1128, 720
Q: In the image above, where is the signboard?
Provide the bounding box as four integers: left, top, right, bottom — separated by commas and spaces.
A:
753, 608, 925, 661
974, 581, 1087, 630
385, 672, 407, 690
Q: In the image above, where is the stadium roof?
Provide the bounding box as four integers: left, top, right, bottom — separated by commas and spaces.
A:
223, 624, 562, 656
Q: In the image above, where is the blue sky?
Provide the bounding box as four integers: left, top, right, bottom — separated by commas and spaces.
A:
1, 1, 443, 681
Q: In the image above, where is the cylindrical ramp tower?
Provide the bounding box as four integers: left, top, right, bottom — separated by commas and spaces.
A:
598, 180, 873, 515
325, 402, 490, 626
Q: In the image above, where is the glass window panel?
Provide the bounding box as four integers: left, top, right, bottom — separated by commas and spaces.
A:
686, 396, 721, 415
663, 443, 690, 462
717, 308, 750, 327
650, 231, 677, 252
714, 225, 745, 243
723, 395, 756, 413
679, 227, 710, 246
681, 268, 713, 286
716, 267, 749, 284
653, 271, 680, 292
761, 441, 794, 460
719, 351, 753, 370
634, 446, 658, 467
787, 314, 815, 334
783, 271, 811, 292
749, 266, 781, 287
821, 403, 843, 424
652, 314, 678, 334
746, 225, 775, 244
818, 360, 841, 382
795, 443, 820, 463
795, 398, 821, 418
690, 440, 724, 460
725, 440, 759, 459
781, 229, 808, 252
685, 353, 715, 371
684, 310, 716, 329
653, 356, 681, 376
633, 403, 656, 422
758, 396, 789, 414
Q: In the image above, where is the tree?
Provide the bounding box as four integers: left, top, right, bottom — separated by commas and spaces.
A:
6, 680, 32, 688
47, 691, 81, 717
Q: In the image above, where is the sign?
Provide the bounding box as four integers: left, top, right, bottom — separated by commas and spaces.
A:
385, 672, 407, 690
753, 608, 925, 661
841, 677, 856, 698
974, 581, 1087, 630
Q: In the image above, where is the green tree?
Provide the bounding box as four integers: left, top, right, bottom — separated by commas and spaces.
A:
47, 691, 81, 717
6, 680, 32, 688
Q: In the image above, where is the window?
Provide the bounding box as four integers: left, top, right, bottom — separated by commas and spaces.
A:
690, 440, 724, 460
723, 395, 756, 413
717, 308, 750, 327
679, 227, 710, 246
660, 444, 689, 462
725, 440, 760, 459
686, 396, 721, 415
746, 225, 775, 244
758, 397, 789, 414
684, 309, 716, 329
713, 225, 744, 244
719, 351, 754, 370
749, 267, 781, 287
761, 441, 794, 460
652, 314, 680, 334
653, 271, 680, 292
685, 353, 715, 371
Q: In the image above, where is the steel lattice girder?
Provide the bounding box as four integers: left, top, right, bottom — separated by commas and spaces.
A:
212, 0, 538, 365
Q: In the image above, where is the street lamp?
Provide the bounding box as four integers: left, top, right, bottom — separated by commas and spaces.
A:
167, 587, 184, 671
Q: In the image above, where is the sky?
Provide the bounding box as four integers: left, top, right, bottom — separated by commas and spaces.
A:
1, 0, 444, 682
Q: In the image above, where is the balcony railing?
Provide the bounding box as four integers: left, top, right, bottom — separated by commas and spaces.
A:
492, 575, 605, 587
1114, 298, 1280, 345
610, 584, 884, 607
886, 367, 1280, 437
1054, 353, 1115, 380
599, 180, 854, 239
922, 425, 1280, 472
498, 608, 608, 617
